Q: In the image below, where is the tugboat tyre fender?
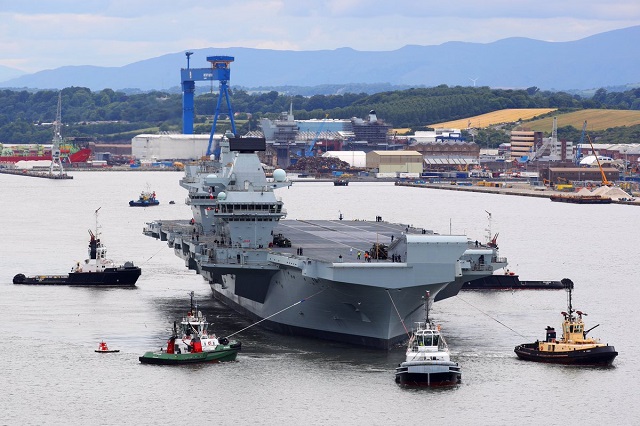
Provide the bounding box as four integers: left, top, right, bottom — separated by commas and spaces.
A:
219, 337, 229, 345
13, 273, 26, 284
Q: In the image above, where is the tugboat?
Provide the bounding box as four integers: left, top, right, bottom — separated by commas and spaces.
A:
95, 341, 119, 353
129, 190, 159, 207
463, 270, 563, 290
395, 292, 462, 387
514, 278, 618, 365
139, 292, 241, 365
13, 208, 141, 286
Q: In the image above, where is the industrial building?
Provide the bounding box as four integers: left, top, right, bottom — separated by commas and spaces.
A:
539, 166, 620, 183
131, 134, 220, 161
510, 129, 543, 160
366, 150, 423, 174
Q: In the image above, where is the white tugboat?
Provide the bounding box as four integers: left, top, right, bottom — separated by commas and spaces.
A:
395, 292, 461, 387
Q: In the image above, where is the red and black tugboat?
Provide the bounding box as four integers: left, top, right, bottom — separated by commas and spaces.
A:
514, 278, 617, 365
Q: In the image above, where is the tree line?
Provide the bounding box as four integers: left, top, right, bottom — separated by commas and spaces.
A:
0, 85, 639, 146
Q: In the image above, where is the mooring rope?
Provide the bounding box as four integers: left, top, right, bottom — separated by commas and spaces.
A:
455, 294, 526, 338
225, 288, 326, 338
140, 246, 167, 265
386, 289, 410, 338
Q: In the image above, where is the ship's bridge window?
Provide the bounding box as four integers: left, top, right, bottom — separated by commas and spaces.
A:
419, 334, 434, 346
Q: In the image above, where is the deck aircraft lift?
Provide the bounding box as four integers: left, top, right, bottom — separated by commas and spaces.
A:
180, 52, 237, 157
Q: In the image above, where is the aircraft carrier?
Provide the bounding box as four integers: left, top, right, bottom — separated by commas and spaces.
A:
143, 136, 507, 348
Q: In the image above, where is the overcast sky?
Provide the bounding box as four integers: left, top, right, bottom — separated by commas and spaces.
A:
2, 0, 639, 73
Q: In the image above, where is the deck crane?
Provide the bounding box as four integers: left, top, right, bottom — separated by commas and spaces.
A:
575, 120, 587, 165
305, 113, 329, 157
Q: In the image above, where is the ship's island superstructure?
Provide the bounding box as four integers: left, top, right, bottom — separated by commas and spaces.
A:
143, 136, 506, 348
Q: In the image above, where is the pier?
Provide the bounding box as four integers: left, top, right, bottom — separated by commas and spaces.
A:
395, 181, 640, 205
0, 167, 73, 179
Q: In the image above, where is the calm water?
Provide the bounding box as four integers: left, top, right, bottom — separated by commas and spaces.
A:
1, 171, 637, 425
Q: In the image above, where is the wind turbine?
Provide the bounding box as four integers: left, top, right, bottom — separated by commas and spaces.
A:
469, 77, 478, 87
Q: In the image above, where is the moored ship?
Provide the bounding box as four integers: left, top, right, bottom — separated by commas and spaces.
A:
549, 194, 612, 204
0, 143, 91, 164
13, 208, 141, 287
143, 136, 507, 349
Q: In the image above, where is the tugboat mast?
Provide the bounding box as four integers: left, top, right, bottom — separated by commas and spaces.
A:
424, 291, 431, 324
562, 278, 574, 320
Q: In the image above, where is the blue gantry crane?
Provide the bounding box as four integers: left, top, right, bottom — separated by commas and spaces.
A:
181, 52, 237, 156
305, 114, 329, 157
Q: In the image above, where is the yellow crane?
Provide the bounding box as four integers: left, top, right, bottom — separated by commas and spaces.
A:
586, 133, 612, 186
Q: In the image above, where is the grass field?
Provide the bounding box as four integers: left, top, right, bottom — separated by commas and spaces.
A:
520, 109, 640, 132
427, 108, 557, 129
425, 108, 640, 133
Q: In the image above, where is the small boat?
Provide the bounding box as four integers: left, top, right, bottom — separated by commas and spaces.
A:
129, 190, 159, 207
395, 292, 461, 387
95, 341, 119, 353
13, 208, 141, 287
514, 278, 618, 365
139, 292, 241, 365
333, 179, 349, 186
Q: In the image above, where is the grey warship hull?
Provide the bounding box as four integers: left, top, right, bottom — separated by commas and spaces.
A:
146, 217, 504, 349
143, 137, 506, 349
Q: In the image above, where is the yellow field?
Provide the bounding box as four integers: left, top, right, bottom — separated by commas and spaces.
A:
428, 108, 557, 129
522, 109, 640, 132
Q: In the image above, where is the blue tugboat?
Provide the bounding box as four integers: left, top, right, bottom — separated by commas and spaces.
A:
129, 190, 159, 207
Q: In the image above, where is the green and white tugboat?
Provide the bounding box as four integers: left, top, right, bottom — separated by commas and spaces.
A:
139, 292, 241, 365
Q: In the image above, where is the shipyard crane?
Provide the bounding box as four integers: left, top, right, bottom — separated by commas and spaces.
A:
305, 113, 329, 157
49, 92, 64, 176
180, 53, 237, 157
529, 117, 557, 162
586, 132, 612, 186
574, 120, 587, 165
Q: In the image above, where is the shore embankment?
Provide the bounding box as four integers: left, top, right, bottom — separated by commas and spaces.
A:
395, 180, 640, 205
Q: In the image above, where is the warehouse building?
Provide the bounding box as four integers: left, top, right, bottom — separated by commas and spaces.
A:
366, 150, 423, 174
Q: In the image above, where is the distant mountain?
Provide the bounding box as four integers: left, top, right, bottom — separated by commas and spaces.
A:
2, 26, 639, 93
0, 65, 26, 82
